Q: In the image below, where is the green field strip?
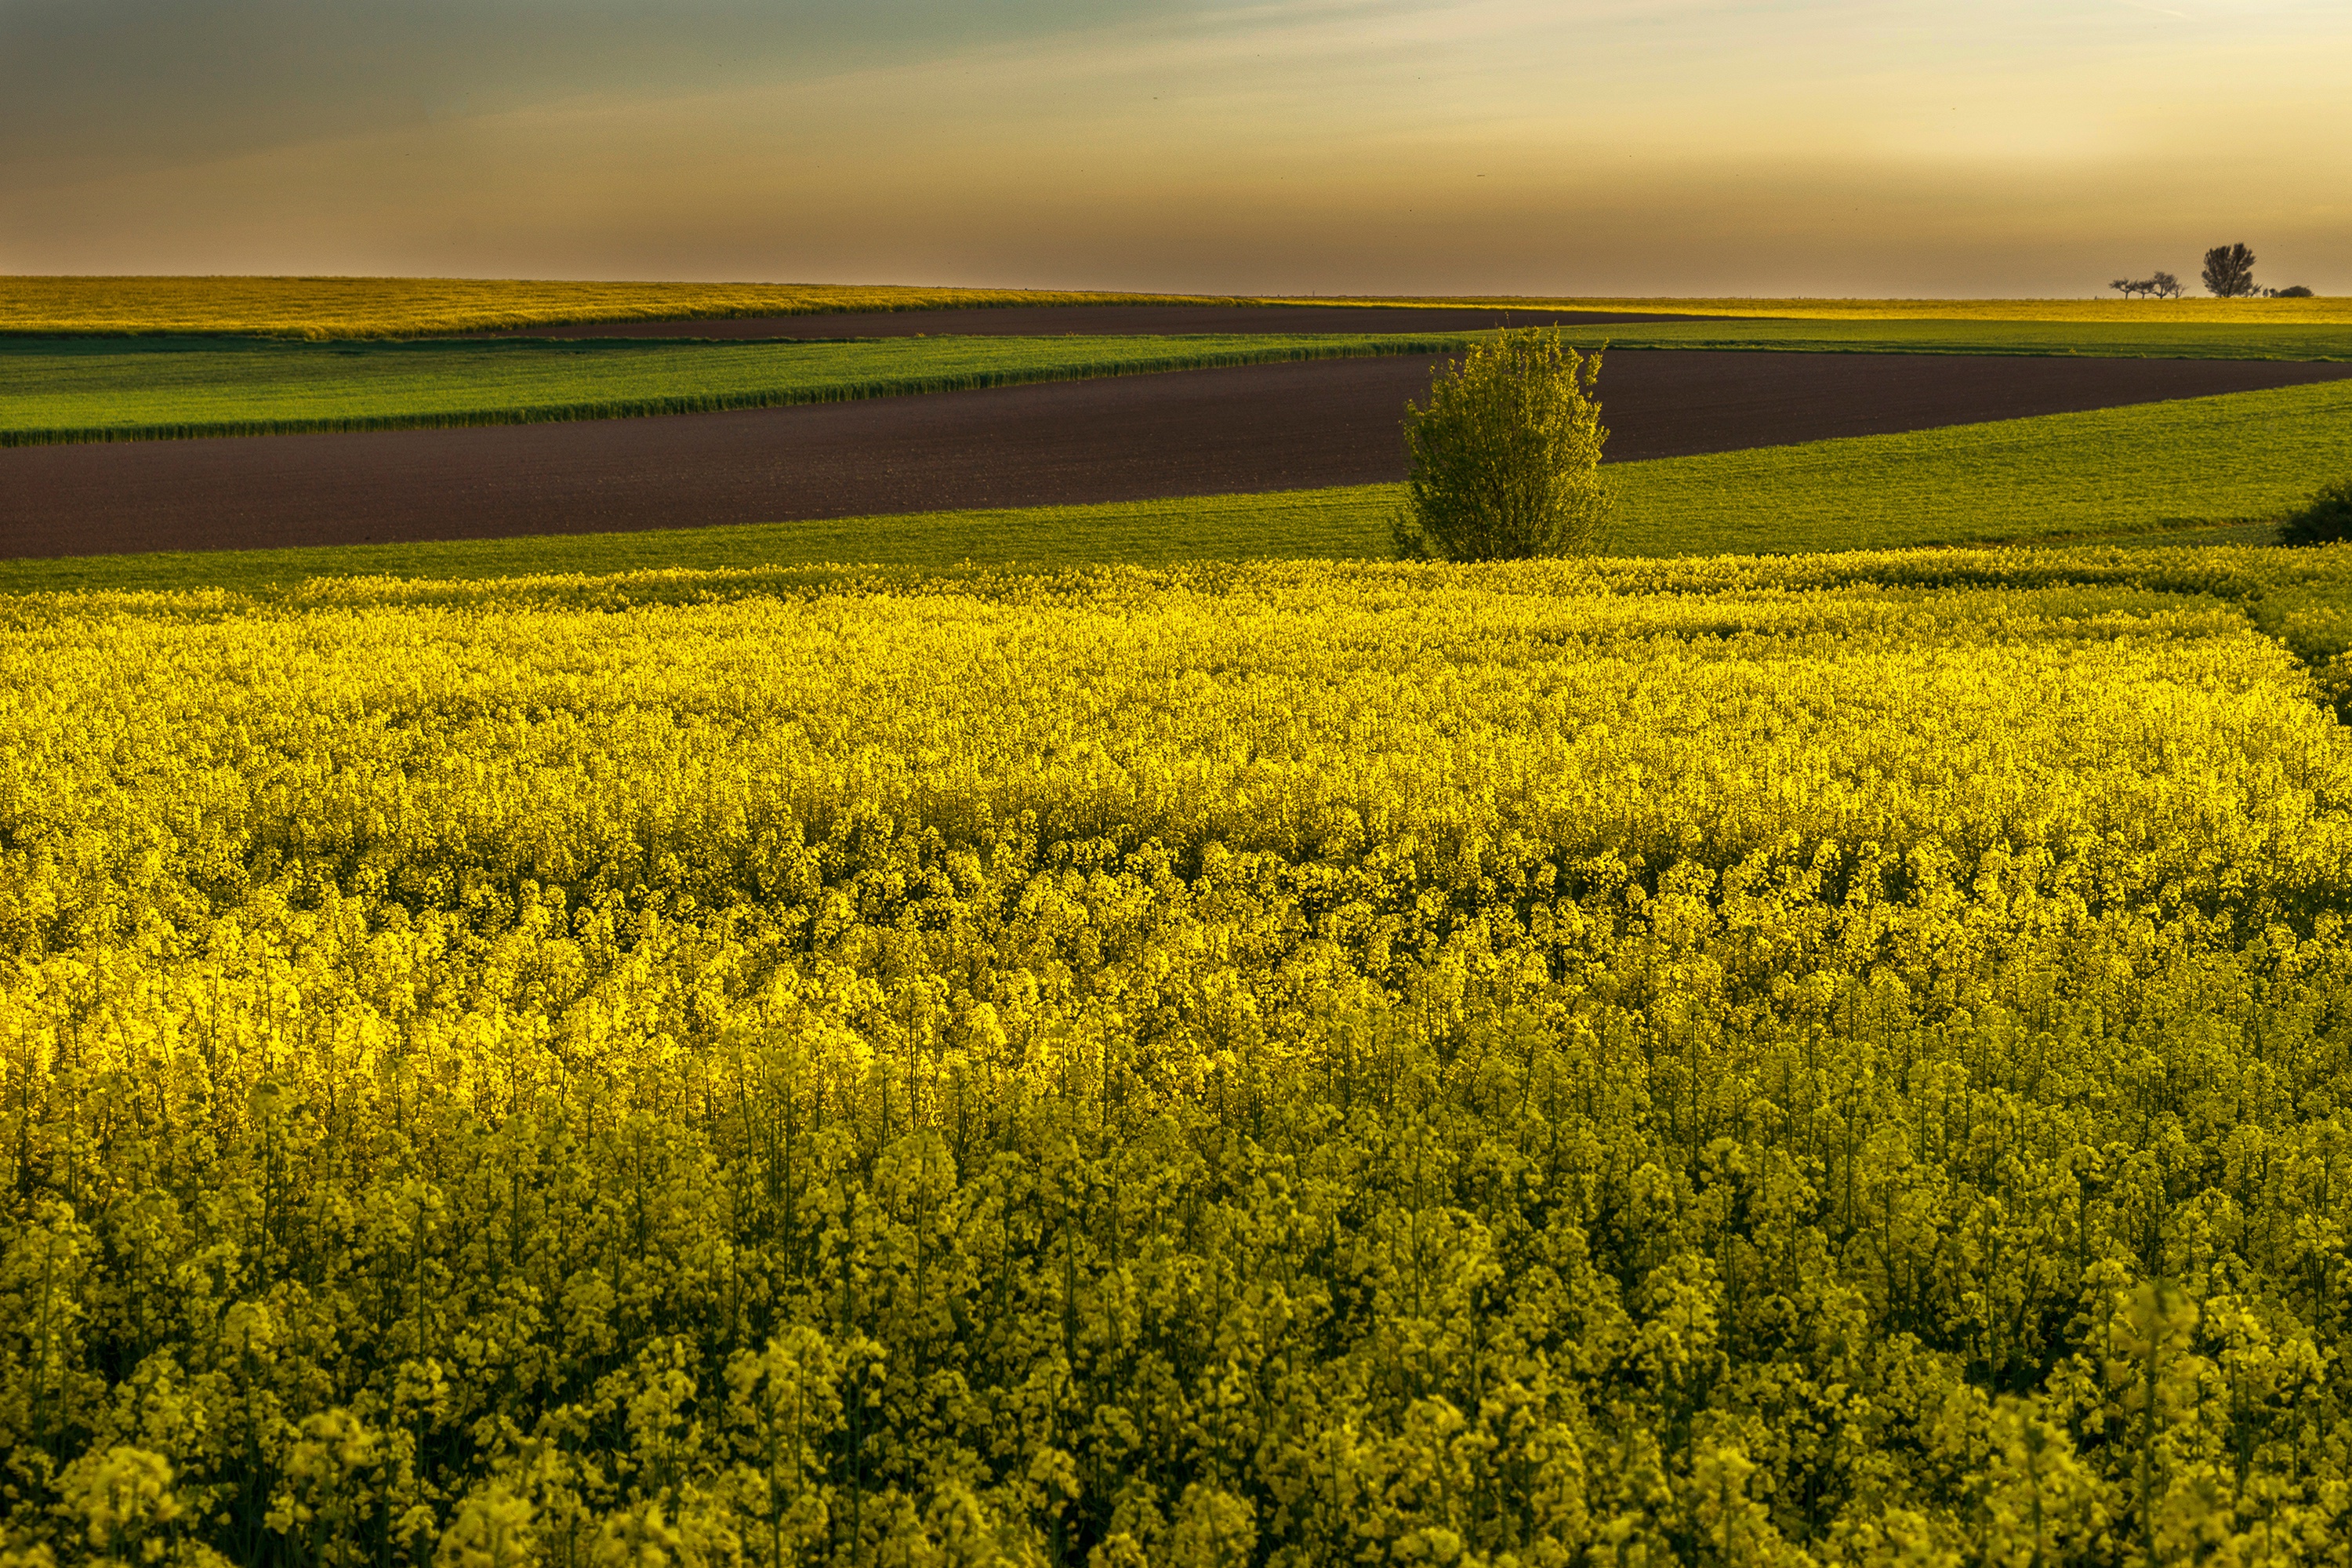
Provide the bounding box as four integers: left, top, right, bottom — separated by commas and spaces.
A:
9, 380, 2345, 593
0, 332, 1481, 446
0, 488, 1404, 596
1606, 376, 2352, 555
9, 317, 2352, 448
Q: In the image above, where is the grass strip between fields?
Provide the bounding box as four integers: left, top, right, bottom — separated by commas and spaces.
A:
8, 379, 2346, 593
0, 333, 1479, 446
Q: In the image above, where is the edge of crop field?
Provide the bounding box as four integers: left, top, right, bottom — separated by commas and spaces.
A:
0, 286, 1272, 340
0, 336, 1479, 446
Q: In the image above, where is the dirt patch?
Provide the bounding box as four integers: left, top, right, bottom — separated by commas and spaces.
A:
5, 351, 2347, 559
488, 304, 1723, 339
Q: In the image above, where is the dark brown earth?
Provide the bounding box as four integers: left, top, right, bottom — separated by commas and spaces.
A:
493, 304, 1723, 339
6, 350, 2348, 559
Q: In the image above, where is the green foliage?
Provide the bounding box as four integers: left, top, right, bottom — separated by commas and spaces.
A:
2278, 476, 2352, 546
1396, 331, 1612, 560
6, 549, 2352, 1563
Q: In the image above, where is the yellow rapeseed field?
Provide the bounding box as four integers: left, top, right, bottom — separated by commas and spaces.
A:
6, 549, 2352, 1564
15, 274, 2342, 339
0, 278, 1245, 339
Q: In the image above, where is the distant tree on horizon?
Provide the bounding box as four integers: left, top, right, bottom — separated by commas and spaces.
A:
2202, 244, 2259, 298
2108, 273, 2183, 301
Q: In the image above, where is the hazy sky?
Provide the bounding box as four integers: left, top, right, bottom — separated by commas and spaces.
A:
2, 0, 2346, 296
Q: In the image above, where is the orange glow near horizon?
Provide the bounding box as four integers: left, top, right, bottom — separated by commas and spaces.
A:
2, 1, 2346, 297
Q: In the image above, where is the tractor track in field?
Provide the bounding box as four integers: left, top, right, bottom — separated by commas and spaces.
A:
5, 350, 2349, 559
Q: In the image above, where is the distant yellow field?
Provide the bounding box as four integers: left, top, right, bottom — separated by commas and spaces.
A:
1288, 293, 2352, 324
0, 276, 1246, 338
5, 274, 2341, 338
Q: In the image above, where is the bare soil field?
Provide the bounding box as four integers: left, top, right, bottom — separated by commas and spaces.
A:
5, 350, 2347, 558
493, 304, 1719, 339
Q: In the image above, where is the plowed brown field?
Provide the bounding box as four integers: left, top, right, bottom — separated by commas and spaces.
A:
5, 350, 2347, 558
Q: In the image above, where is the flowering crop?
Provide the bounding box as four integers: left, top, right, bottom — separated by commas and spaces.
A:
0, 280, 1240, 340
5, 548, 2352, 1565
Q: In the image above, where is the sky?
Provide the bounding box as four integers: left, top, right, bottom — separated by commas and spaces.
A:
2, 0, 2347, 297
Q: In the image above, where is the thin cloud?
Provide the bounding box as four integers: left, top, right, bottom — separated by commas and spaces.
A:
1, 0, 2344, 291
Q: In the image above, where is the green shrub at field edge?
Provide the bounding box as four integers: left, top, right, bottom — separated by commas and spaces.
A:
2279, 476, 2352, 546
1396, 329, 1612, 560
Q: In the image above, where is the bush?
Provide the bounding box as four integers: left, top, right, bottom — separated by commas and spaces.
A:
1394, 327, 1612, 560
2281, 475, 2352, 545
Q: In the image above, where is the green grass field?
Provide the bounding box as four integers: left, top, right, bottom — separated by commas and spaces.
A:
0, 332, 1476, 445
9, 379, 2342, 593
9, 318, 2350, 447
1613, 376, 2352, 554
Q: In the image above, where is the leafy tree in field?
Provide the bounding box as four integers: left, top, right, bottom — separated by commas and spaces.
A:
2201, 243, 2258, 297
1395, 327, 1612, 560
2280, 474, 2352, 545
2150, 270, 2184, 299
2270, 284, 2315, 298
